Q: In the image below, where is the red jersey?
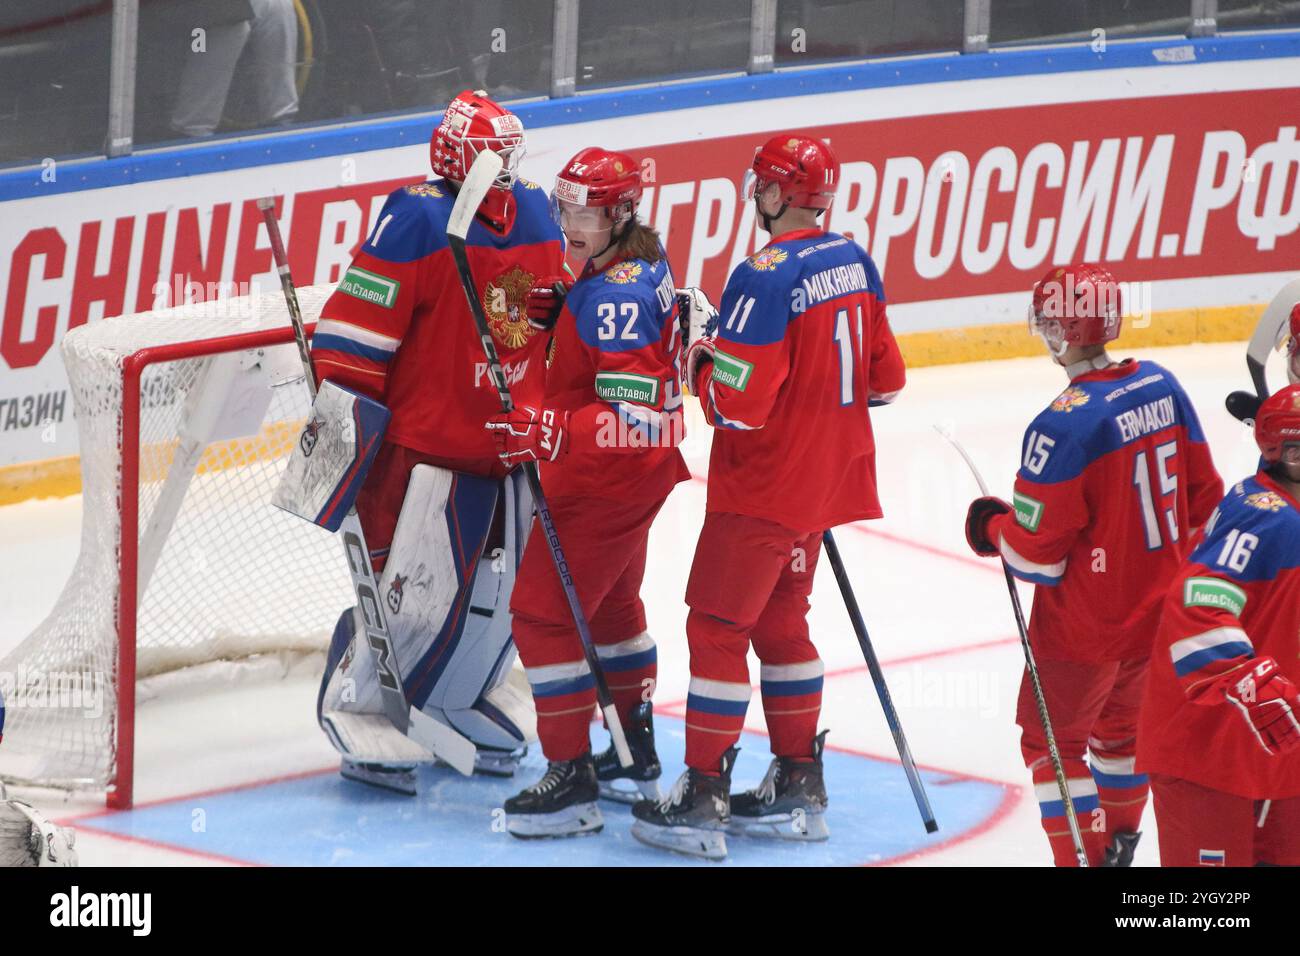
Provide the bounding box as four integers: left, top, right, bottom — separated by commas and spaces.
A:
1138, 471, 1300, 799
695, 229, 905, 533
987, 360, 1223, 661
540, 253, 689, 503
310, 178, 564, 476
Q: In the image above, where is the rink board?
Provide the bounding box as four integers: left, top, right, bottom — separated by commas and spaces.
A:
73, 716, 1011, 866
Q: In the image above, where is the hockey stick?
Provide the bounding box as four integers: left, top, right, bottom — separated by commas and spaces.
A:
256, 198, 477, 774
935, 426, 1090, 867
444, 152, 634, 769
1226, 277, 1300, 423
822, 529, 938, 834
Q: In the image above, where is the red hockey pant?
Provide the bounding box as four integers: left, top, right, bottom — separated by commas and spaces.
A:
510, 495, 663, 762
683, 512, 825, 773
1016, 657, 1149, 866
1150, 775, 1300, 866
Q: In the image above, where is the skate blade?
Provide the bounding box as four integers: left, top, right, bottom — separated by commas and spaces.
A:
630, 820, 728, 860
727, 810, 829, 842
339, 765, 417, 797
506, 802, 604, 840
599, 778, 663, 805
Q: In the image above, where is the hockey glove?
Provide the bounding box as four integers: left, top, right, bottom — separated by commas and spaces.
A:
1217, 657, 1300, 756
486, 405, 569, 465
677, 287, 719, 395
526, 276, 569, 331
965, 496, 1012, 557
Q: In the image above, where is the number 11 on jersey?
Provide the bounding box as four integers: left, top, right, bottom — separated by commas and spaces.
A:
834, 305, 865, 406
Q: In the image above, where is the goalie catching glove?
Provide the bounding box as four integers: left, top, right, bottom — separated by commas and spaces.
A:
676, 287, 719, 396
487, 405, 569, 464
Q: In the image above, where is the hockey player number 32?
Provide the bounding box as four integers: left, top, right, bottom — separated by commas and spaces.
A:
597, 301, 640, 341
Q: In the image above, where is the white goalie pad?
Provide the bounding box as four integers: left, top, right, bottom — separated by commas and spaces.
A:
0, 800, 78, 867
318, 465, 536, 761
271, 380, 390, 532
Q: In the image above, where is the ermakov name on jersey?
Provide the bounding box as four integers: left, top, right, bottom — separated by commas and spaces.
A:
1115, 395, 1177, 444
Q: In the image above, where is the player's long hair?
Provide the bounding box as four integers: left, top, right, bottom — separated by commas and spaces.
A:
616, 218, 665, 264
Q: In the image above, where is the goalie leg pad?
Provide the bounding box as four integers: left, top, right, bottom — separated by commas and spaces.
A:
318, 465, 537, 756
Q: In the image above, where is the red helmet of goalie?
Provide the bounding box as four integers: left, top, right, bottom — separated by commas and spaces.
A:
742, 134, 839, 211
1029, 263, 1124, 358
430, 90, 525, 228
1255, 385, 1300, 464
1288, 302, 1300, 384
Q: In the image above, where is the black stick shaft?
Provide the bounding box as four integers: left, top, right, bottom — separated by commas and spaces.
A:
822, 529, 938, 834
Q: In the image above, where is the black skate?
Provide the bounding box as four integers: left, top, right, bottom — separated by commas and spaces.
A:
630, 748, 737, 860
340, 758, 417, 796
504, 753, 603, 839
1101, 830, 1141, 867
729, 730, 830, 842
595, 701, 663, 804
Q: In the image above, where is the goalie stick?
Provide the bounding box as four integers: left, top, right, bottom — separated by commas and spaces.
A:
936, 425, 1090, 867
822, 529, 938, 834
445, 151, 633, 769
1225, 277, 1300, 423
256, 198, 477, 775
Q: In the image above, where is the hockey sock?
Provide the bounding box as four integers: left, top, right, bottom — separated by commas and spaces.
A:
1031, 759, 1107, 866
759, 659, 824, 758
685, 674, 751, 772
1088, 740, 1149, 836
523, 660, 598, 762
594, 632, 658, 725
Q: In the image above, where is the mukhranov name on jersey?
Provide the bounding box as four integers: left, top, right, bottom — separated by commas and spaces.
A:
1115, 395, 1177, 443
801, 262, 870, 306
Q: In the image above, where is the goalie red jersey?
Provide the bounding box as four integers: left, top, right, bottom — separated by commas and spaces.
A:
310, 176, 564, 474
985, 360, 1223, 661
694, 229, 905, 533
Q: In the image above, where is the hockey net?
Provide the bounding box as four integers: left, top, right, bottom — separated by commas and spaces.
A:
0, 285, 354, 807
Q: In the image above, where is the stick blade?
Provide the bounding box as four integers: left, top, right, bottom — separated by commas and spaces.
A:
447, 151, 505, 241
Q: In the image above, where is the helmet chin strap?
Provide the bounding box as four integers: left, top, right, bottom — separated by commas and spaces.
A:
756, 196, 789, 234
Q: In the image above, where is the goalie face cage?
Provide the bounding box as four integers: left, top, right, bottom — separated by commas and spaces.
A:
0, 287, 354, 808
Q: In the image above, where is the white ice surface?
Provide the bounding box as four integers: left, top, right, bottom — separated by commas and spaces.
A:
0, 340, 1278, 866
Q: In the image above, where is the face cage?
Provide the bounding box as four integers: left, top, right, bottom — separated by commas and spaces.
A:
462, 134, 525, 188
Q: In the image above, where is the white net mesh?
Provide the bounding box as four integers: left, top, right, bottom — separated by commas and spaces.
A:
0, 285, 354, 796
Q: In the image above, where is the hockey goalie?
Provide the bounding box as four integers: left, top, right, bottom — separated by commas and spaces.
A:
285, 90, 566, 794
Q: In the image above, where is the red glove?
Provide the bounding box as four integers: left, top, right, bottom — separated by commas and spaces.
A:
486, 405, 569, 465
964, 496, 1011, 557
525, 276, 569, 331
683, 336, 717, 397
1218, 657, 1300, 756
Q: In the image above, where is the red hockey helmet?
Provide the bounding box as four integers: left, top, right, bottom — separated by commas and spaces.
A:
1255, 385, 1300, 464
430, 89, 525, 190
1029, 263, 1123, 357
742, 134, 839, 211
551, 147, 643, 247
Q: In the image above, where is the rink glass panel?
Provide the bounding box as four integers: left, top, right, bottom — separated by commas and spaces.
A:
988, 0, 1194, 45
575, 0, 752, 89
1216, 0, 1300, 31
131, 0, 555, 148
0, 1, 113, 167
773, 0, 965, 65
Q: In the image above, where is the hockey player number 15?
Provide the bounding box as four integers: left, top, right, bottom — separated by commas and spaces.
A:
1133, 441, 1179, 551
